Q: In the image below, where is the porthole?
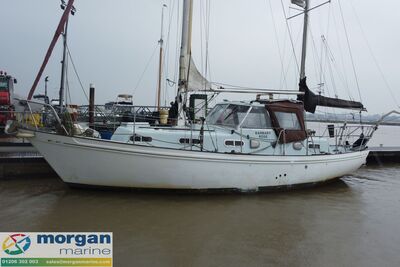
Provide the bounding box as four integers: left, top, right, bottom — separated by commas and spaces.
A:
179, 138, 202, 144
224, 140, 244, 147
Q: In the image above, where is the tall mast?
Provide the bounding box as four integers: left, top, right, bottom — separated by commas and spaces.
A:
176, 0, 193, 125
157, 4, 167, 111
299, 0, 309, 80
59, 17, 69, 112
178, 0, 193, 93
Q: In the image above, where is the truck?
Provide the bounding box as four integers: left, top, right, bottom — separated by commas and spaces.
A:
0, 70, 17, 130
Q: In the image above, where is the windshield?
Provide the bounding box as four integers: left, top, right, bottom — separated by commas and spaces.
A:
0, 78, 8, 91
207, 104, 250, 128
206, 104, 227, 124
241, 107, 271, 129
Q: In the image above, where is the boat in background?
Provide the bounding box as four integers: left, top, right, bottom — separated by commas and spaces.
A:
0, 71, 17, 133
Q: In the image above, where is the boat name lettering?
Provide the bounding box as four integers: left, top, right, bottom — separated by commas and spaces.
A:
255, 131, 271, 135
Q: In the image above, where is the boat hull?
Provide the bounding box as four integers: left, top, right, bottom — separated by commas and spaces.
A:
26, 130, 368, 191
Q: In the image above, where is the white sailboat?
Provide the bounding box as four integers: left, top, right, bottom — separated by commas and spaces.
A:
15, 0, 381, 191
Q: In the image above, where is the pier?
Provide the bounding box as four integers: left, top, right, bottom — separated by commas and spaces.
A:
367, 147, 400, 165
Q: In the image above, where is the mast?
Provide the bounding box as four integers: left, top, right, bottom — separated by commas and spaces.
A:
299, 0, 309, 80
178, 0, 193, 90
176, 0, 193, 124
59, 17, 69, 112
156, 4, 167, 111
27, 0, 75, 100
296, 0, 364, 113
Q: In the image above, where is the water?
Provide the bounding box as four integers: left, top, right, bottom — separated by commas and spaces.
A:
1, 165, 400, 267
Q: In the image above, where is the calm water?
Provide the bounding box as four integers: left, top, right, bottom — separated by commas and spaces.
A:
1, 165, 400, 267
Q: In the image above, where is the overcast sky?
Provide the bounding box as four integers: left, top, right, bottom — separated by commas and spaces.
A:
1, 0, 399, 114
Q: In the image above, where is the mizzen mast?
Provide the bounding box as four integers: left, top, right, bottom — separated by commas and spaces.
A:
299, 0, 309, 80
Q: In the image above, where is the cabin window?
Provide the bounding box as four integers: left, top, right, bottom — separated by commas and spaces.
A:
179, 138, 202, 144
225, 140, 244, 147
207, 104, 249, 128
241, 107, 271, 129
309, 144, 320, 149
0, 79, 8, 91
206, 104, 227, 125
275, 112, 301, 130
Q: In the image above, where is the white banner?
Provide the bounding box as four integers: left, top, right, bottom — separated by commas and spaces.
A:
0, 232, 112, 266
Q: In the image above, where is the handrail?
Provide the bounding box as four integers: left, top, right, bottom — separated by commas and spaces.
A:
16, 98, 69, 135
4, 100, 384, 154
374, 110, 400, 127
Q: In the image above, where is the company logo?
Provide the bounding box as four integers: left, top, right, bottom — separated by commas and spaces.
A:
2, 233, 31, 255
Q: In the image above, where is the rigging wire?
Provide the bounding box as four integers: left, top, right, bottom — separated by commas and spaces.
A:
66, 44, 89, 102
132, 43, 159, 94
65, 55, 72, 105
320, 1, 333, 102
322, 36, 353, 100
280, 0, 300, 78
322, 34, 354, 101
323, 38, 339, 98
309, 27, 337, 120
210, 81, 297, 92
198, 0, 211, 91
330, 5, 350, 97
309, 25, 322, 92
280, 28, 303, 92
348, 1, 400, 109
309, 26, 337, 101
319, 34, 325, 95
279, 27, 290, 90
338, 0, 363, 103
266, 0, 288, 89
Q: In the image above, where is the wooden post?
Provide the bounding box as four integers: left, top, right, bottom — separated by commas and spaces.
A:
89, 84, 95, 127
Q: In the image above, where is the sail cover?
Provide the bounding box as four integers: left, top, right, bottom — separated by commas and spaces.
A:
297, 78, 365, 113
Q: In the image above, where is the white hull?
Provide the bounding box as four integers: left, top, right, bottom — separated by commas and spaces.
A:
27, 130, 368, 191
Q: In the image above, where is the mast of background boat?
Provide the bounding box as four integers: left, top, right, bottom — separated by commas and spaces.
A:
299, 0, 309, 80
27, 0, 75, 100
59, 0, 76, 112
177, 0, 193, 125
157, 4, 167, 111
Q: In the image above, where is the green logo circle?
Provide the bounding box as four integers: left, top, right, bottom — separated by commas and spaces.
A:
2, 234, 31, 255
